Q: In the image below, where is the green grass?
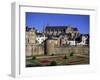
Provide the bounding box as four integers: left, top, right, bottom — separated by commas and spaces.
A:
26, 54, 89, 67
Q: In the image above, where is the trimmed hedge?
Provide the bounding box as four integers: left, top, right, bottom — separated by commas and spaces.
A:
32, 56, 36, 60
50, 61, 57, 66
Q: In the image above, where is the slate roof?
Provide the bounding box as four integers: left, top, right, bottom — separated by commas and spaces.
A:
45, 26, 78, 31
26, 26, 35, 32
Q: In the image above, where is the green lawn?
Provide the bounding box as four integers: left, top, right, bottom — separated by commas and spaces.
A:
26, 54, 89, 67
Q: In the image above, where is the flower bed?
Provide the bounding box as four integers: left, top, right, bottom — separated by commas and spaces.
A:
39, 60, 51, 64
45, 56, 64, 59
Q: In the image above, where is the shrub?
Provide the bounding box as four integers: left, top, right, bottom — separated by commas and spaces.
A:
64, 55, 67, 59
70, 52, 74, 56
32, 56, 36, 60
51, 53, 54, 56
50, 61, 57, 66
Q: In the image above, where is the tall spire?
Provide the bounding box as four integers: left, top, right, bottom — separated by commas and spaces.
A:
43, 24, 46, 33
43, 23, 49, 33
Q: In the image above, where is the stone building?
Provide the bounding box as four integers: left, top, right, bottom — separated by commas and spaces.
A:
77, 34, 89, 45
26, 27, 36, 44
46, 38, 89, 55
36, 32, 47, 44
26, 27, 44, 56
46, 39, 58, 55
45, 26, 89, 55
25, 26, 89, 56
45, 26, 80, 39
26, 27, 36, 56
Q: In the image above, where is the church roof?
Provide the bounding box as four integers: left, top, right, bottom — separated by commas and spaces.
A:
45, 26, 78, 31
45, 26, 68, 30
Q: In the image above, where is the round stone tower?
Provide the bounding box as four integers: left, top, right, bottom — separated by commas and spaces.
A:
46, 39, 57, 55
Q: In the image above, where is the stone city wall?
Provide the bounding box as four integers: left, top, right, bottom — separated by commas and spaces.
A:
46, 40, 89, 56
26, 44, 44, 56
26, 40, 89, 57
